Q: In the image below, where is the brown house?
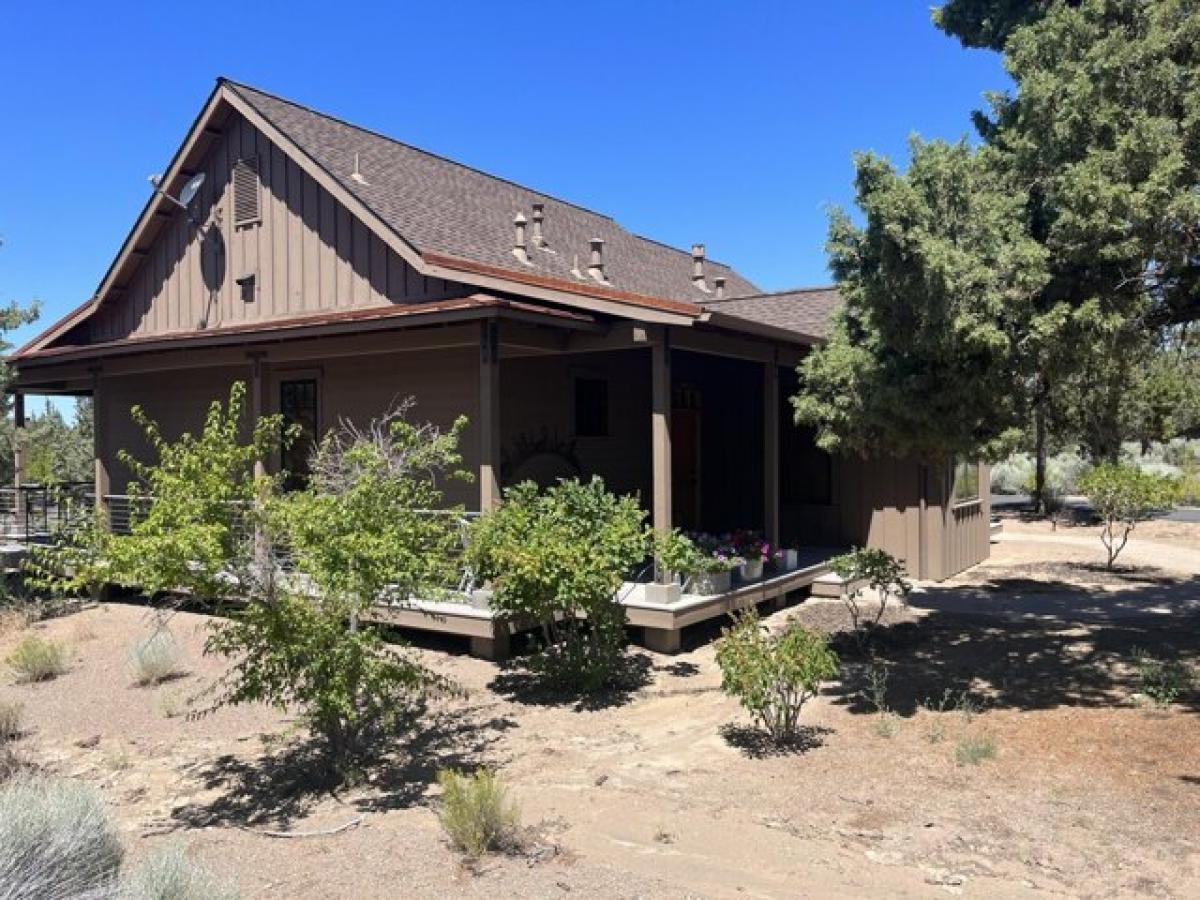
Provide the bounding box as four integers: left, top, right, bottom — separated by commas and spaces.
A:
7, 80, 989, 653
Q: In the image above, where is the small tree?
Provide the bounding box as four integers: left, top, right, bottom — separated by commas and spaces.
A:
828, 547, 911, 646
107, 381, 283, 601
716, 610, 839, 743
207, 403, 467, 772
469, 477, 649, 693
1077, 463, 1178, 570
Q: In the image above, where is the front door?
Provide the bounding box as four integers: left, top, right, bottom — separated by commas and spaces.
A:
672, 383, 701, 530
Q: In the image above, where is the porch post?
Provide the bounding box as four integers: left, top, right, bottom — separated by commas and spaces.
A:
763, 353, 780, 548
249, 354, 267, 480
13, 391, 26, 532
651, 326, 672, 536
90, 369, 110, 526
479, 319, 501, 513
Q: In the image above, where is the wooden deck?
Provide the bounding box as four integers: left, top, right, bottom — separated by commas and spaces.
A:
367, 548, 845, 659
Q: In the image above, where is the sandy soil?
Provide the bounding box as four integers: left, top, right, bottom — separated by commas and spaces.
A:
2, 525, 1198, 899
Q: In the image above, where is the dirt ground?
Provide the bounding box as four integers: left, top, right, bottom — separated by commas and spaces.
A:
2, 520, 1198, 899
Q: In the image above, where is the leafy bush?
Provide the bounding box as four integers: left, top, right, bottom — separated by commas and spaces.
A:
955, 734, 997, 766
437, 769, 521, 858
6, 634, 69, 683
1132, 647, 1194, 708
123, 842, 239, 900
470, 477, 649, 693
716, 610, 839, 743
129, 628, 183, 686
0, 775, 124, 898
0, 700, 23, 742
828, 547, 911, 645
1077, 463, 1178, 569
652, 529, 701, 583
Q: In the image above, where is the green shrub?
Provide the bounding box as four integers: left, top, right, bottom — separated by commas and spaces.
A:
123, 842, 239, 900
1077, 463, 1178, 569
955, 734, 997, 766
828, 547, 911, 645
437, 769, 521, 858
1132, 647, 1193, 708
0, 700, 23, 742
470, 478, 649, 693
129, 628, 184, 687
6, 634, 69, 683
716, 611, 839, 743
0, 774, 124, 897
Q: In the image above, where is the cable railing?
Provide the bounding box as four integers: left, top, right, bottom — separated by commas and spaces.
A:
0, 483, 94, 541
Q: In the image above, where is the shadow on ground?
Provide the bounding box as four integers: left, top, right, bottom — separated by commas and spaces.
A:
488, 649, 654, 711
718, 723, 833, 759
165, 709, 515, 831
827, 573, 1200, 718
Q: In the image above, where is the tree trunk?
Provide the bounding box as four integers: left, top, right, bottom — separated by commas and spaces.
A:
1034, 398, 1048, 516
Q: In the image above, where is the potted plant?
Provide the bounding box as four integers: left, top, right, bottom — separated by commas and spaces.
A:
646, 529, 698, 604
731, 531, 779, 581
686, 551, 740, 595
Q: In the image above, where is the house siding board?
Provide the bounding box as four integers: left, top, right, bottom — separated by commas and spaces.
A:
83, 112, 464, 347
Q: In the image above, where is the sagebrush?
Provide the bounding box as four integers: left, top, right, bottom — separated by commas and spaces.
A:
122, 842, 239, 900
0, 775, 124, 898
129, 627, 184, 686
0, 700, 23, 743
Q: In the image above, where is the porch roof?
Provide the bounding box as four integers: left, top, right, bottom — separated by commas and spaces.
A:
10, 293, 594, 366
703, 286, 842, 342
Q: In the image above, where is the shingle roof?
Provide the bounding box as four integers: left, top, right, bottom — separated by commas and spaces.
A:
227, 81, 760, 308
704, 286, 842, 340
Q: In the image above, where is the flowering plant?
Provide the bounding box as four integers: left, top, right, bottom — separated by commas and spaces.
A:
685, 531, 743, 573
730, 530, 782, 564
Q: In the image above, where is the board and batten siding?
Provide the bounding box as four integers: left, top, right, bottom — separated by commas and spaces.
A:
783, 455, 990, 581
86, 111, 463, 344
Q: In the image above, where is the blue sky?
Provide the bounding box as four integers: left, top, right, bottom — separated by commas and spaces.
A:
0, 0, 1006, 353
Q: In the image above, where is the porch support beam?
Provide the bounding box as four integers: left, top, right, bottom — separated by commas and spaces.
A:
90, 369, 110, 524
479, 320, 502, 513
12, 392, 26, 529
248, 353, 267, 480
763, 355, 780, 549
651, 327, 672, 537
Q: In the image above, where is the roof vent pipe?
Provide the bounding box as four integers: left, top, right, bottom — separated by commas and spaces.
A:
512, 213, 531, 265
588, 238, 607, 282
691, 244, 709, 292
531, 202, 549, 249
714, 276, 726, 299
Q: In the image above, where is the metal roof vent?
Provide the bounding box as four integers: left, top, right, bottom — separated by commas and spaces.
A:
350, 152, 370, 186
713, 276, 726, 299
232, 157, 260, 228
512, 213, 532, 265
588, 239, 607, 283
691, 243, 709, 292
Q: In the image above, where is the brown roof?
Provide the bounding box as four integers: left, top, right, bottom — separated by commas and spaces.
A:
704, 286, 842, 341
227, 81, 761, 308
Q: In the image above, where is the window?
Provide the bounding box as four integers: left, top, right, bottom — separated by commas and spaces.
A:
280, 378, 318, 490
952, 459, 980, 503
574, 376, 609, 437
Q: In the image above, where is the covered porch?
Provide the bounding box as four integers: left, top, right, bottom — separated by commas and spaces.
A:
6, 304, 848, 657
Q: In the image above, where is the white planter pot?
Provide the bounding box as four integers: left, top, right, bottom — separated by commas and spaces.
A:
469, 588, 494, 611
780, 549, 799, 571
644, 582, 682, 606
687, 570, 731, 596
739, 559, 764, 581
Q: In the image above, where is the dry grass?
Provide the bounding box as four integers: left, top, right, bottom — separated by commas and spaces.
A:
0, 699, 23, 742
437, 768, 522, 858
6, 633, 69, 683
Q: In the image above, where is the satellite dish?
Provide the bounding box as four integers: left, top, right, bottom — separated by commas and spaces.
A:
178, 172, 206, 207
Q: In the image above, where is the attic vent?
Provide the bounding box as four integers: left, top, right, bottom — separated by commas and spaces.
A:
232, 157, 261, 227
